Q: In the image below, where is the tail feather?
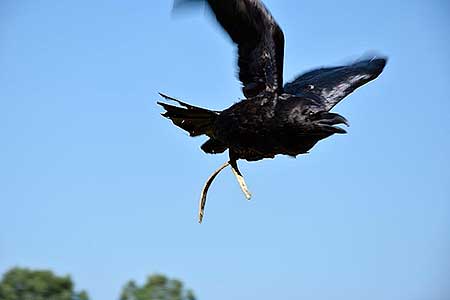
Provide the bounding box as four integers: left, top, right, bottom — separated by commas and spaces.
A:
157, 93, 219, 137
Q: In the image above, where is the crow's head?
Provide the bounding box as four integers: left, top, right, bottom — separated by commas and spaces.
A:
282, 97, 349, 134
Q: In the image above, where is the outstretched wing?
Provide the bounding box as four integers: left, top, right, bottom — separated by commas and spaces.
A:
284, 57, 387, 111
175, 0, 285, 98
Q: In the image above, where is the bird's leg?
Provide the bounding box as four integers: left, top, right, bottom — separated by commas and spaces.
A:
198, 161, 230, 224
229, 159, 252, 200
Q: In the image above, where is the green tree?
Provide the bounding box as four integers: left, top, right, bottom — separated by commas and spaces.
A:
0, 267, 89, 300
120, 274, 196, 300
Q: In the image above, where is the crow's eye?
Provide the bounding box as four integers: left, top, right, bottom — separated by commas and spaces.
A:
306, 84, 314, 90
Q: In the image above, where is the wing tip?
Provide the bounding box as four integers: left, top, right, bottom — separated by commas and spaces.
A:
355, 55, 388, 76
368, 56, 387, 71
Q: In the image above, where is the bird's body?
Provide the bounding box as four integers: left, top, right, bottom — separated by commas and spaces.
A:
158, 0, 387, 222
213, 94, 335, 161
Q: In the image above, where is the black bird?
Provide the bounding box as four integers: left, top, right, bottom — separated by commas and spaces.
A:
158, 0, 387, 222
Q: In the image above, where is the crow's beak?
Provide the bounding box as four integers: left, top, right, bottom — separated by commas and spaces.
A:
315, 112, 349, 134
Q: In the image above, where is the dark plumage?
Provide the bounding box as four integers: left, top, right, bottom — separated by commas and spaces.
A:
158, 0, 387, 222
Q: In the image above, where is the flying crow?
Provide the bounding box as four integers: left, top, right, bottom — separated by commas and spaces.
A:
158, 0, 387, 223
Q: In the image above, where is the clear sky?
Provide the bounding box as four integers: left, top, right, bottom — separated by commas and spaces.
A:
1, 0, 449, 299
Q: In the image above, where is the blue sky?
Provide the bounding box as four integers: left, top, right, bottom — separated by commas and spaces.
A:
1, 0, 449, 299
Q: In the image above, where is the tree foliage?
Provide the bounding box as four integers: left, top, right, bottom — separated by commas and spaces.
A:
120, 274, 196, 300
0, 267, 89, 300
0, 267, 196, 300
